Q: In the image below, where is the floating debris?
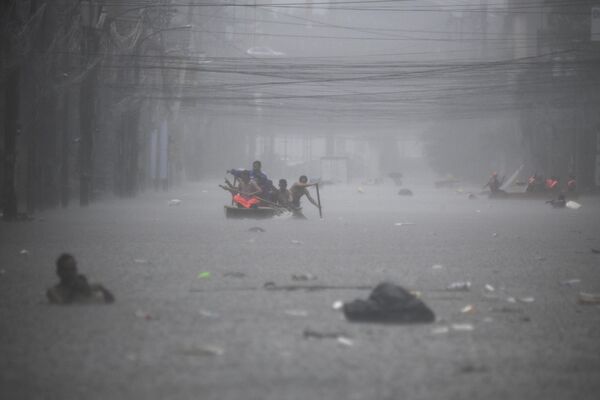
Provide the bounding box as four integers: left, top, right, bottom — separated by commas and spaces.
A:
518, 297, 535, 303
560, 279, 581, 287
431, 326, 450, 335
337, 337, 354, 347
451, 323, 474, 332
178, 345, 224, 357
263, 281, 276, 289
292, 273, 317, 281
290, 240, 303, 245
134, 259, 149, 264
198, 310, 219, 318
591, 248, 600, 254
134, 310, 155, 320
343, 282, 435, 324
446, 281, 471, 292
284, 309, 308, 317
248, 227, 265, 233
565, 200, 581, 210
332, 300, 344, 310
357, 187, 365, 193
492, 233, 498, 238
534, 255, 546, 261
578, 292, 600, 305
461, 305, 474, 313
397, 188, 413, 196
394, 222, 415, 227
167, 199, 182, 206
506, 297, 517, 303
484, 284, 495, 292
431, 264, 444, 270
197, 271, 211, 279
19, 249, 29, 255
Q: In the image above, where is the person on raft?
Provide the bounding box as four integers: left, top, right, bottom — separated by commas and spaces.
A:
220, 170, 262, 208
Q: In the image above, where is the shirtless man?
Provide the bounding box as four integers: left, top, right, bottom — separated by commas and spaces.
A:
221, 170, 262, 208
290, 175, 319, 210
276, 179, 292, 208
47, 253, 115, 304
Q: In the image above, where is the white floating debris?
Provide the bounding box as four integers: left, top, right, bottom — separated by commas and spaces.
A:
337, 337, 354, 347
484, 284, 495, 292
290, 240, 303, 245
198, 310, 219, 319
357, 187, 365, 193
134, 259, 149, 264
431, 264, 444, 270
492, 233, 498, 238
534, 255, 546, 261
292, 273, 317, 281
19, 249, 29, 255
506, 297, 517, 303
461, 305, 474, 313
431, 326, 450, 335
578, 292, 600, 305
167, 199, 182, 206
518, 297, 535, 303
446, 281, 471, 292
179, 345, 224, 357
475, 210, 481, 213
451, 323, 474, 332
566, 201, 581, 210
394, 222, 415, 227
134, 310, 154, 320
332, 301, 344, 310
285, 310, 309, 317
483, 317, 494, 323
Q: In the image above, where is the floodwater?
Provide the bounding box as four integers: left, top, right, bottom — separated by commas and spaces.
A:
1, 177, 600, 400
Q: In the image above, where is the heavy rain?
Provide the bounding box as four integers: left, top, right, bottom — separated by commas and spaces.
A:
1, 1, 600, 399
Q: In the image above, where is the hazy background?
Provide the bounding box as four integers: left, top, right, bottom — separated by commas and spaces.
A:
1, 0, 599, 215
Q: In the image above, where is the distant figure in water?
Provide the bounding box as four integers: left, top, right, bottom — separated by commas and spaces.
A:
546, 193, 566, 209
484, 172, 503, 194
46, 253, 114, 304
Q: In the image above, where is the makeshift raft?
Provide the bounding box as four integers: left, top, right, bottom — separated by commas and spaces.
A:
224, 205, 280, 219
488, 191, 577, 200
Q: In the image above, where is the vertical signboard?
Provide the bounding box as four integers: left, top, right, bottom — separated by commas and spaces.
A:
593, 7, 600, 41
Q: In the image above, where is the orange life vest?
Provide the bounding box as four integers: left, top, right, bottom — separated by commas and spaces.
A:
233, 193, 259, 208
546, 179, 558, 189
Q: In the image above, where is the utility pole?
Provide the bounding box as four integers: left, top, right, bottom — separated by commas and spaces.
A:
2, 1, 19, 220
79, 0, 102, 206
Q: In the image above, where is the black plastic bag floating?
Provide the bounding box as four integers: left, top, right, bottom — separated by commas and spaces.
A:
343, 282, 435, 324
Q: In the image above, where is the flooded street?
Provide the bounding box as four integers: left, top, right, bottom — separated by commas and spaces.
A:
2, 180, 600, 400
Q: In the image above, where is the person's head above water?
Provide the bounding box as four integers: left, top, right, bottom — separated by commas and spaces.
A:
56, 253, 77, 283
252, 160, 262, 172
279, 179, 287, 189
299, 175, 308, 184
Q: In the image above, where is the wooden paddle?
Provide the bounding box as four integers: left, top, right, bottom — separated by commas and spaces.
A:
315, 183, 323, 219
